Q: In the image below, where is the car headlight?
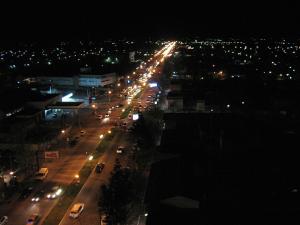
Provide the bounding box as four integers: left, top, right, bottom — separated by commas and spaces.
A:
47, 194, 51, 198
56, 189, 62, 196
31, 198, 35, 201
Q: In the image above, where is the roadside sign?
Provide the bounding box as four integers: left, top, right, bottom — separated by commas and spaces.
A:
45, 151, 59, 159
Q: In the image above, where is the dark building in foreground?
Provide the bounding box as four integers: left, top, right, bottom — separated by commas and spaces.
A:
145, 112, 300, 225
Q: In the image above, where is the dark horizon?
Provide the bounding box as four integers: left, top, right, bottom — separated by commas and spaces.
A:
1, 1, 300, 43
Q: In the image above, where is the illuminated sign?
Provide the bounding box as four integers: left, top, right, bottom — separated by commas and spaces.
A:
149, 82, 157, 88
62, 93, 73, 102
132, 114, 139, 121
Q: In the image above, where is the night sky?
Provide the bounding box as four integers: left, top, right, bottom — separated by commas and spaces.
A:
1, 1, 300, 41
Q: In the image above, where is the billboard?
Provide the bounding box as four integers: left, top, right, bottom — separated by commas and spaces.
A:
45, 151, 59, 159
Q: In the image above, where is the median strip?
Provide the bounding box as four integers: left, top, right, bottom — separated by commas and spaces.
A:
120, 106, 132, 119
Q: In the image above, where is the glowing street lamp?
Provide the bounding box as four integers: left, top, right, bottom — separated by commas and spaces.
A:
61, 130, 65, 134
99, 134, 104, 139
108, 130, 111, 134
88, 155, 93, 161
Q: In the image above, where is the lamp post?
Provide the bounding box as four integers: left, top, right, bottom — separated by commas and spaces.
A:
108, 90, 112, 103
92, 104, 96, 115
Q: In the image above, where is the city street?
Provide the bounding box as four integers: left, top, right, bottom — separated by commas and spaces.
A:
0, 42, 176, 225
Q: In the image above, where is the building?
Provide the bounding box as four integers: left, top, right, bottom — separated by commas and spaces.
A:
129, 51, 135, 62
146, 112, 300, 225
36, 73, 117, 89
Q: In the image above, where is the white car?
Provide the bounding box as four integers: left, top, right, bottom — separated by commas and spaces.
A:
69, 203, 84, 218
0, 216, 8, 225
116, 146, 125, 154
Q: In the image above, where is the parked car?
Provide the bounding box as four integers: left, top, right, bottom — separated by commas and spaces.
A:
34, 168, 48, 181
19, 186, 33, 200
100, 214, 112, 225
69, 203, 84, 218
0, 216, 8, 225
95, 163, 105, 173
69, 138, 78, 146
80, 130, 86, 136
26, 214, 40, 225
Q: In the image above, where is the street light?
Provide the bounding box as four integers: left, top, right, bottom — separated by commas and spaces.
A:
61, 130, 65, 134
108, 90, 112, 102
99, 134, 104, 139
108, 130, 111, 134
88, 155, 93, 161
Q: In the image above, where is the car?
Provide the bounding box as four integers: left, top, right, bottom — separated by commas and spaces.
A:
31, 190, 45, 202
69, 203, 84, 218
0, 216, 8, 225
46, 186, 63, 199
128, 114, 132, 119
97, 115, 103, 119
108, 110, 112, 114
35, 168, 48, 181
80, 130, 85, 136
105, 113, 109, 118
26, 214, 40, 225
19, 186, 33, 200
100, 214, 112, 225
117, 146, 125, 154
95, 162, 105, 173
69, 138, 78, 146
